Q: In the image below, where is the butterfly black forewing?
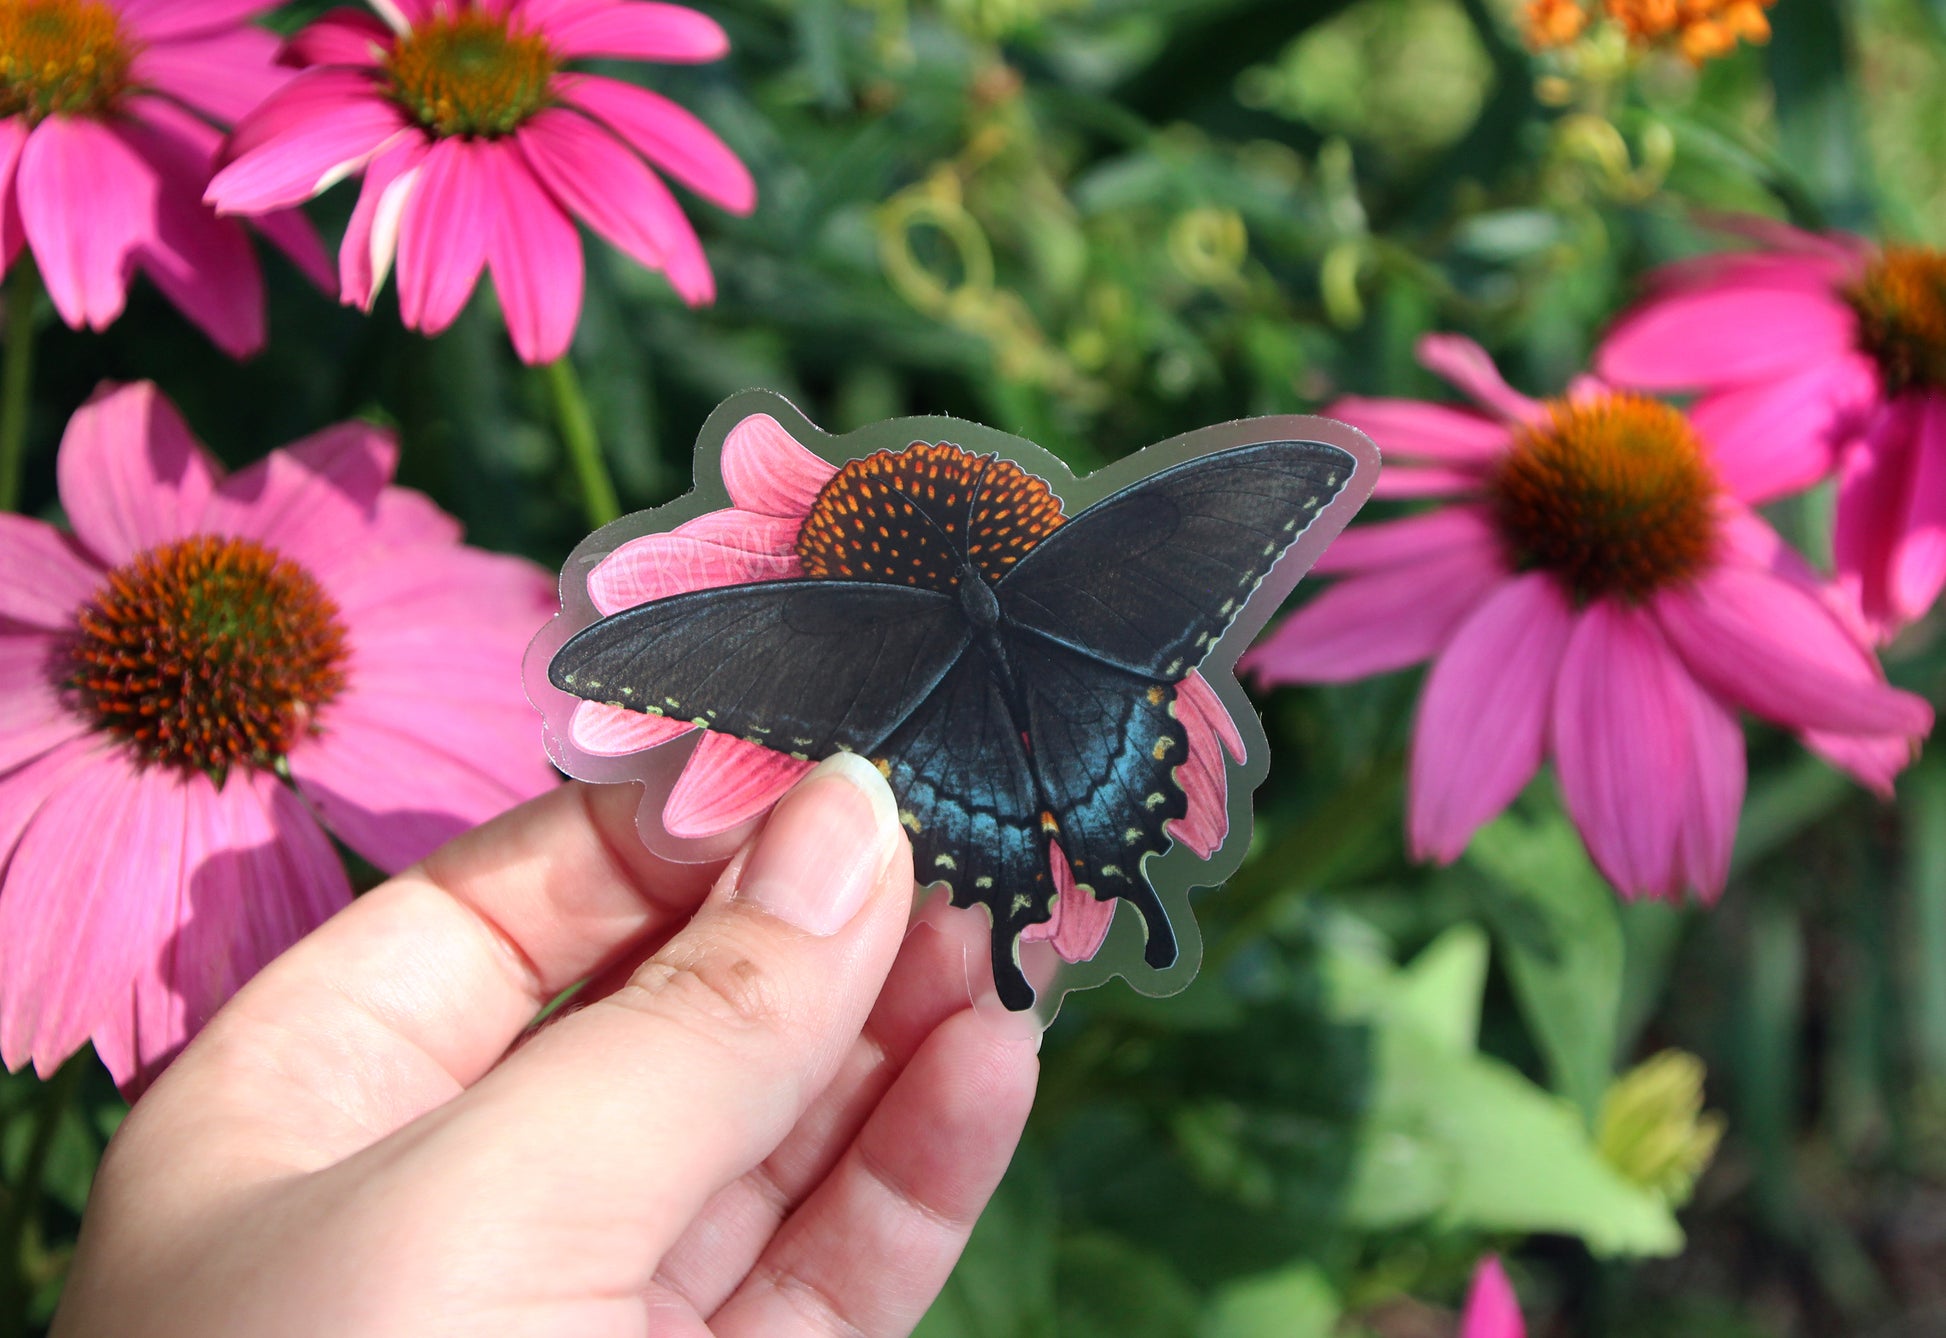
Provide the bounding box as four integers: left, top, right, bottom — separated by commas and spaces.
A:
996, 440, 1356, 679
550, 580, 969, 757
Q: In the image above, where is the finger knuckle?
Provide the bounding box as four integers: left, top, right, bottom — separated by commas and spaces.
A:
618, 947, 786, 1037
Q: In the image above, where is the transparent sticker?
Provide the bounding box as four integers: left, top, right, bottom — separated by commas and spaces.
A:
524, 390, 1379, 1026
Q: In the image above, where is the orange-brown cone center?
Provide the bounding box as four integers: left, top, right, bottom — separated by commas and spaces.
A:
69, 535, 349, 775
384, 10, 556, 139
1848, 247, 1946, 397
1489, 393, 1720, 604
796, 441, 1065, 593
0, 0, 135, 121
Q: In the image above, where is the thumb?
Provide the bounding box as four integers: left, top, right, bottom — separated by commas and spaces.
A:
378, 752, 917, 1274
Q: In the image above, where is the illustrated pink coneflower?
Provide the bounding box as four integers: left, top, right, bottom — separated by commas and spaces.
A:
204, 0, 755, 364
1245, 335, 1932, 902
553, 412, 1244, 964
0, 382, 558, 1092
1597, 220, 1946, 639
0, 0, 331, 354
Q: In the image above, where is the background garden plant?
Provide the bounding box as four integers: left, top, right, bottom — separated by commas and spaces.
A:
3, 0, 1945, 1334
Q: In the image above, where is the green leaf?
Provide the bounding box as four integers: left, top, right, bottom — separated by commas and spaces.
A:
1335, 931, 1684, 1257
1055, 1232, 1202, 1338
1467, 807, 1623, 1121
1203, 1263, 1340, 1338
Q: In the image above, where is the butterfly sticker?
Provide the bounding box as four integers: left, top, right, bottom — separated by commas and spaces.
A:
528, 393, 1378, 1013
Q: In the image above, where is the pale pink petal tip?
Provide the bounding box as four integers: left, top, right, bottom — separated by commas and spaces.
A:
588, 517, 800, 615
662, 732, 810, 839
1416, 334, 1543, 425
1460, 1258, 1526, 1338
567, 699, 695, 756
720, 413, 838, 518
1021, 842, 1116, 964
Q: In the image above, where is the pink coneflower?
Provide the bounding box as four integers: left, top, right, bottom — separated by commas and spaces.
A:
0, 381, 557, 1092
1245, 335, 1932, 901
1461, 1258, 1525, 1338
204, 0, 754, 364
0, 0, 330, 355
553, 412, 1244, 963
1597, 220, 1946, 639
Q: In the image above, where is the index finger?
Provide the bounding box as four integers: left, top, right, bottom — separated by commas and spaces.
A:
131, 779, 730, 1175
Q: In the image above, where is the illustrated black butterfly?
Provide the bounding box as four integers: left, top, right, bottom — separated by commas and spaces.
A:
550, 436, 1358, 1009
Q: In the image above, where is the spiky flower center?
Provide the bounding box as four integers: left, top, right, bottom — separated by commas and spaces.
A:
0, 0, 136, 121
796, 441, 1066, 593
68, 536, 349, 774
1488, 393, 1719, 604
384, 11, 556, 139
1848, 247, 1946, 397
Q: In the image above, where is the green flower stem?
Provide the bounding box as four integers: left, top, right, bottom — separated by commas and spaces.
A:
0, 262, 40, 515
542, 356, 620, 530
0, 1057, 83, 1338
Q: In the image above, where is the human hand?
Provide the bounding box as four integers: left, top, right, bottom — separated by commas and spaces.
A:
52, 755, 1040, 1337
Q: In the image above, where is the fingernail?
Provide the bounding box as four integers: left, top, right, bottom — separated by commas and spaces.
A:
735, 753, 900, 935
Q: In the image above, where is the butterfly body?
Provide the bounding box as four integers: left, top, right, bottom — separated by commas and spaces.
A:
551, 435, 1360, 1009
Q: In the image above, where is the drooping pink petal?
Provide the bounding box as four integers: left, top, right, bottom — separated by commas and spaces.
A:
395, 136, 491, 335
558, 74, 754, 213
1311, 506, 1498, 576
1408, 573, 1573, 863
1417, 334, 1544, 424
1178, 670, 1244, 763
338, 136, 428, 309
57, 381, 217, 566
1888, 392, 1946, 626
205, 69, 406, 214
1801, 729, 1912, 798
287, 705, 540, 874
1245, 543, 1507, 684
720, 413, 836, 518
115, 0, 277, 42
1326, 395, 1509, 464
1655, 567, 1933, 739
1833, 402, 1916, 636
589, 522, 802, 614
0, 515, 101, 630
480, 142, 583, 364
528, 0, 729, 62
662, 733, 811, 839
131, 26, 287, 125
1689, 351, 1879, 504
0, 117, 28, 266
323, 540, 554, 623
0, 750, 187, 1076
517, 107, 713, 305
1460, 1258, 1525, 1338
17, 116, 158, 333
1551, 602, 1692, 899
1673, 672, 1744, 901
1020, 843, 1116, 963
282, 7, 395, 65
0, 734, 108, 866
94, 767, 352, 1094
114, 115, 265, 358
567, 700, 695, 756
1371, 465, 1487, 499
0, 634, 88, 773
203, 420, 398, 575
372, 486, 462, 547
1596, 282, 1857, 392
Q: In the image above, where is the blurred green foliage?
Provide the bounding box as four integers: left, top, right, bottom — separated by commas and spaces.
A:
10, 0, 1946, 1333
